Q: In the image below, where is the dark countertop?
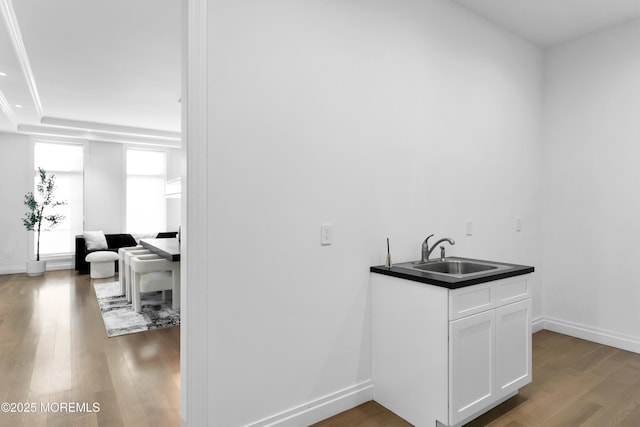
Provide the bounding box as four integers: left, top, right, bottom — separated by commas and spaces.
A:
140, 238, 181, 262
370, 257, 534, 289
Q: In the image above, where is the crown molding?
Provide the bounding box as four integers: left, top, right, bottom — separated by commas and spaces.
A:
1, 1, 181, 139
0, 90, 16, 125
17, 123, 180, 147
40, 116, 180, 140
0, 0, 43, 118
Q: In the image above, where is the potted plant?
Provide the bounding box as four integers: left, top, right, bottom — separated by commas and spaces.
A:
22, 168, 67, 276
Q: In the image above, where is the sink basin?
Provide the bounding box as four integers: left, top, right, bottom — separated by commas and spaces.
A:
413, 260, 497, 274
394, 258, 510, 277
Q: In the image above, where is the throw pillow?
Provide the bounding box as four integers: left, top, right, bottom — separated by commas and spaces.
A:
84, 231, 108, 250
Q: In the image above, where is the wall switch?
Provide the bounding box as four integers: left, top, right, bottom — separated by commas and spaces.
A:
466, 220, 473, 236
320, 223, 332, 245
516, 217, 522, 232
3, 250, 11, 260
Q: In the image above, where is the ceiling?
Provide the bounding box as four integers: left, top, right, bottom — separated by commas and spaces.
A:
450, 0, 640, 46
1, 0, 640, 146
0, 0, 181, 146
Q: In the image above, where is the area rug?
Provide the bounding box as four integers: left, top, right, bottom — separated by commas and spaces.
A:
93, 281, 180, 337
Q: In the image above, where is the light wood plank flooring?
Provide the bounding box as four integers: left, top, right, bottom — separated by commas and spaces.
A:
0, 270, 180, 427
5, 271, 640, 426
315, 330, 640, 426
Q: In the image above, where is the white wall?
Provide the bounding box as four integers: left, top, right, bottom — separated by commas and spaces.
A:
199, 0, 542, 425
542, 20, 640, 349
84, 141, 124, 232
0, 132, 31, 274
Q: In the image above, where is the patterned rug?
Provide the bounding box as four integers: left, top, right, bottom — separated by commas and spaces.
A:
93, 280, 180, 337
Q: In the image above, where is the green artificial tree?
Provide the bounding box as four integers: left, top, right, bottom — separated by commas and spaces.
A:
22, 168, 67, 261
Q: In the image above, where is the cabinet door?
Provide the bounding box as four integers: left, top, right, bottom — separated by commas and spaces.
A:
449, 310, 495, 426
495, 299, 532, 400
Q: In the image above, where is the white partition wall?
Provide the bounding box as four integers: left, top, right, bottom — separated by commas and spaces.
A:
0, 132, 30, 274
542, 20, 640, 352
184, 0, 542, 425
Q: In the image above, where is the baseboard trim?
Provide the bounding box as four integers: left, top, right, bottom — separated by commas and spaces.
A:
531, 316, 544, 333
0, 265, 25, 275
543, 317, 640, 354
0, 262, 71, 276
45, 261, 72, 271
244, 380, 373, 427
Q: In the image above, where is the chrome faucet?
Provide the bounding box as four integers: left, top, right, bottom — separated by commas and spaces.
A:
421, 234, 455, 262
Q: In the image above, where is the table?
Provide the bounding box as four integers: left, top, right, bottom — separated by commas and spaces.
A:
139, 238, 181, 310
140, 238, 180, 261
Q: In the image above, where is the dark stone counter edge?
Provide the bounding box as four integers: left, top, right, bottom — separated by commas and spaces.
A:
140, 239, 181, 262
370, 259, 534, 289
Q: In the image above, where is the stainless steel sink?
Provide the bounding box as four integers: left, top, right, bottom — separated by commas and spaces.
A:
413, 260, 496, 274
394, 258, 510, 277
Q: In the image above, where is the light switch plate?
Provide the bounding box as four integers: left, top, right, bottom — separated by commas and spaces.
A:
466, 220, 473, 236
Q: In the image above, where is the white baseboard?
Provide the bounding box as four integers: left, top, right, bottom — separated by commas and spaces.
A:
45, 260, 73, 271
543, 317, 640, 354
531, 316, 545, 333
0, 265, 25, 275
0, 261, 72, 276
244, 380, 373, 427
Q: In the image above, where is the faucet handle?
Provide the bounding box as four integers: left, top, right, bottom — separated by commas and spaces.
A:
440, 245, 446, 260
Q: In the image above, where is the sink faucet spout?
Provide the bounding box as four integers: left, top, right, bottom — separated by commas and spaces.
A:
421, 234, 455, 262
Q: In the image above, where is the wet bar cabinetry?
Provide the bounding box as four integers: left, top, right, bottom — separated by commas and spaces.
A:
371, 272, 532, 427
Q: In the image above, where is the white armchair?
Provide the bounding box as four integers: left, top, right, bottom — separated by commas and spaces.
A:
129, 254, 180, 313
118, 245, 142, 296
122, 249, 152, 301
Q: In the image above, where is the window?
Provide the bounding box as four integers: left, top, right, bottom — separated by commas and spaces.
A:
33, 141, 84, 256
126, 148, 166, 233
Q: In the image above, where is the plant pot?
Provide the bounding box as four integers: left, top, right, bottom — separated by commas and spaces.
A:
26, 260, 46, 276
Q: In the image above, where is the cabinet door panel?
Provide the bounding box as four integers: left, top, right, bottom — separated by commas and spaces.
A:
449, 310, 495, 425
495, 299, 532, 399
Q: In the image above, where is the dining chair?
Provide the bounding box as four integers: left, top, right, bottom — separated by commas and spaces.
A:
129, 254, 180, 313
123, 249, 152, 301
118, 245, 142, 295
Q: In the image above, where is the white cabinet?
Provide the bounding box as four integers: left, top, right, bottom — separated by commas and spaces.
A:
448, 298, 531, 425
449, 310, 495, 425
372, 273, 532, 427
495, 299, 532, 399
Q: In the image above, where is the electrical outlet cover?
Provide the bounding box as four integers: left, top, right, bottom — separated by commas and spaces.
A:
321, 223, 332, 245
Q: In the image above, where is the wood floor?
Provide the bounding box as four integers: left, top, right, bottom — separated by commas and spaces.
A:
0, 270, 180, 427
4, 271, 640, 427
315, 330, 640, 427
